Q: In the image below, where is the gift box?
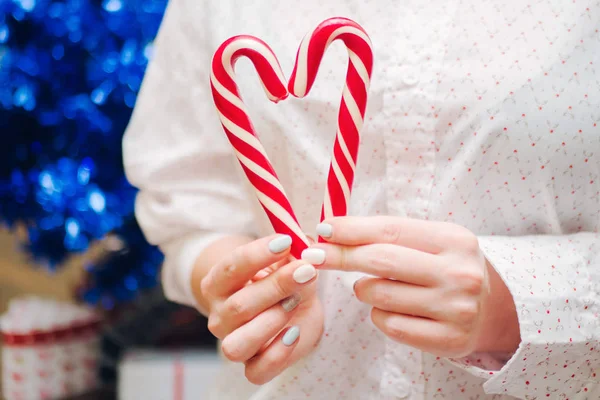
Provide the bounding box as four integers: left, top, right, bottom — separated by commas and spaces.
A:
0, 297, 101, 400
118, 349, 222, 400
97, 287, 216, 386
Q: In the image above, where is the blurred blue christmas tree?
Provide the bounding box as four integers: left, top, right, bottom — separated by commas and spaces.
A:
0, 0, 168, 308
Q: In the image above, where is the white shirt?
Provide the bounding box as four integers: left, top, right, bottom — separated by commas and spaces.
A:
123, 0, 600, 398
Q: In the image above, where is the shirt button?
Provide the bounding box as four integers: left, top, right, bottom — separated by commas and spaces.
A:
402, 73, 419, 86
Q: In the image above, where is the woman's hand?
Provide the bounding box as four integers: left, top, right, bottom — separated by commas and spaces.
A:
301, 217, 520, 358
195, 235, 324, 384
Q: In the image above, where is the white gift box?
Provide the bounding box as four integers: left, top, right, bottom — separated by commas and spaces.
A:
118, 350, 222, 400
0, 297, 101, 400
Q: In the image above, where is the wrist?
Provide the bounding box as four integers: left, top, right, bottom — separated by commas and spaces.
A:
475, 258, 521, 353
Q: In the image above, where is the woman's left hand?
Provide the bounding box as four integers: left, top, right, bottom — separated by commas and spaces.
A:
301, 216, 521, 358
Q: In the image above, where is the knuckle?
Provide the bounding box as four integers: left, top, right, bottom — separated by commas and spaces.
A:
271, 275, 289, 299
245, 367, 266, 385
385, 321, 407, 343
258, 352, 283, 376
261, 314, 282, 334
451, 268, 485, 295
244, 369, 258, 385
442, 331, 471, 356
221, 338, 245, 362
372, 288, 394, 310
353, 281, 366, 302
200, 276, 213, 297
220, 262, 238, 281
224, 297, 247, 320
453, 228, 480, 255
231, 246, 252, 270
367, 248, 396, 278
372, 310, 406, 343
382, 222, 403, 243
462, 234, 481, 255
453, 300, 480, 324
207, 315, 223, 339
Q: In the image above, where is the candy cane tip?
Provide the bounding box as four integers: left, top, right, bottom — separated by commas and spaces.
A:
271, 92, 290, 103
288, 84, 307, 98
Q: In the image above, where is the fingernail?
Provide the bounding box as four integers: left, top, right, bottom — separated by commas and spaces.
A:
281, 293, 301, 312
268, 235, 292, 253
293, 264, 316, 284
301, 248, 326, 265
316, 223, 333, 238
282, 326, 300, 346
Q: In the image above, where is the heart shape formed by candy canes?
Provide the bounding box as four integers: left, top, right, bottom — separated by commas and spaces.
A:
210, 17, 373, 259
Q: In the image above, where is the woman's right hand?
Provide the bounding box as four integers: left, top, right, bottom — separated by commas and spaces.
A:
196, 235, 324, 384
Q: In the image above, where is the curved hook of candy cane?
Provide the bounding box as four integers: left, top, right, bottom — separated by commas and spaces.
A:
210, 35, 310, 259
288, 18, 374, 222
211, 35, 289, 105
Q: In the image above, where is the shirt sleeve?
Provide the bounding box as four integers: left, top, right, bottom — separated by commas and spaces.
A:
123, 0, 258, 307
448, 233, 600, 398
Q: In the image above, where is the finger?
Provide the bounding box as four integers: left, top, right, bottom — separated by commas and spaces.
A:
206, 234, 293, 296
251, 269, 271, 281
316, 216, 468, 253
354, 278, 442, 318
304, 243, 441, 286
250, 256, 292, 282
221, 298, 301, 363
219, 261, 317, 331
243, 325, 300, 385
370, 308, 472, 357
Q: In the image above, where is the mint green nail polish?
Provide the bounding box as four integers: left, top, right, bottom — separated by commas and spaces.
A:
316, 223, 333, 238
268, 235, 292, 253
281, 293, 301, 312
282, 326, 300, 346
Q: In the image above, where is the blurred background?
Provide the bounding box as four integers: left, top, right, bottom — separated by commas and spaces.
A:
0, 1, 218, 399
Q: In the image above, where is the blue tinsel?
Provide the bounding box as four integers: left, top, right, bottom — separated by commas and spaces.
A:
0, 0, 167, 306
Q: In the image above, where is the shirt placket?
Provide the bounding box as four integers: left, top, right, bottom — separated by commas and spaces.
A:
375, 3, 457, 398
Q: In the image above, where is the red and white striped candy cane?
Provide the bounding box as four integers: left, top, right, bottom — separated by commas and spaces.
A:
289, 18, 373, 223
210, 36, 310, 259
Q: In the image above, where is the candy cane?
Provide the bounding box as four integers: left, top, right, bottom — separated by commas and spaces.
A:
289, 17, 373, 222
210, 36, 310, 259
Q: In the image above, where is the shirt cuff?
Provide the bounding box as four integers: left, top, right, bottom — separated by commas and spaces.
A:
160, 231, 229, 310
447, 235, 599, 397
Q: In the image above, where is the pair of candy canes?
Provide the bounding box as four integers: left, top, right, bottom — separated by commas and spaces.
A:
211, 17, 373, 259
